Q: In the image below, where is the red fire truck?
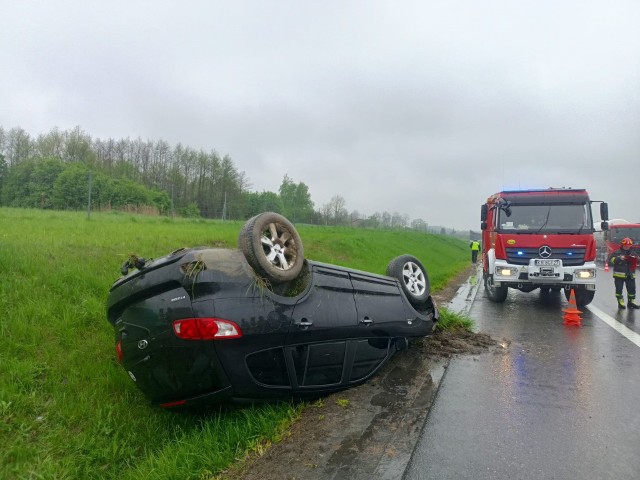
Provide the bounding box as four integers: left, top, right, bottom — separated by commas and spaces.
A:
480, 188, 609, 306
597, 220, 640, 263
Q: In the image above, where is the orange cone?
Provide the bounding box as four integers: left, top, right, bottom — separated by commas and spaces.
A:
563, 288, 582, 326
604, 262, 609, 272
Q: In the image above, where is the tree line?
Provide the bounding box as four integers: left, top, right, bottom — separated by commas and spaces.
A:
0, 126, 443, 231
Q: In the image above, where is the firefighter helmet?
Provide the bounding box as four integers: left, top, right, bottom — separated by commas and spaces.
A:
621, 237, 633, 247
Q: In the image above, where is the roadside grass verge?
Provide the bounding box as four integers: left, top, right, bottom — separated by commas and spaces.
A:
0, 207, 469, 480
435, 308, 475, 331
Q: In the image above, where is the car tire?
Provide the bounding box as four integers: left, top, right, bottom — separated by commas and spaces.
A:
238, 212, 304, 283
484, 274, 508, 302
386, 255, 430, 307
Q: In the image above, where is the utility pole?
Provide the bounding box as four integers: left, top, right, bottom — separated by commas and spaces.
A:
222, 192, 227, 221
87, 172, 92, 220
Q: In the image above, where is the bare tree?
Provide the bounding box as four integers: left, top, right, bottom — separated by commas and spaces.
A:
349, 210, 363, 227
327, 195, 348, 225
320, 202, 332, 225
381, 211, 391, 228
64, 126, 95, 165
35, 128, 65, 158
0, 127, 6, 158
411, 218, 428, 231
6, 127, 32, 165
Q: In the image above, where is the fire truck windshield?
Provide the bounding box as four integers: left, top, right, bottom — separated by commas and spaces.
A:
610, 227, 640, 244
498, 203, 592, 234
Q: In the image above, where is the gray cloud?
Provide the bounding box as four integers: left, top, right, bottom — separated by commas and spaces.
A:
1, 0, 639, 230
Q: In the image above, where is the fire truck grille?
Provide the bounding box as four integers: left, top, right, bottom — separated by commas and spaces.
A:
505, 247, 587, 266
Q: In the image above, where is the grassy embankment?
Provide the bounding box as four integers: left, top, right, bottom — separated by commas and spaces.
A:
0, 207, 469, 480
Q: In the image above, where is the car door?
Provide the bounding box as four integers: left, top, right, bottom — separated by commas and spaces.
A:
210, 295, 294, 397
348, 272, 407, 382
285, 263, 359, 390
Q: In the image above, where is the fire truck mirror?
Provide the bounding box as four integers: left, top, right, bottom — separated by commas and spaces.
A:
600, 202, 609, 221
498, 198, 512, 217
481, 221, 487, 231
480, 204, 488, 222
601, 221, 609, 231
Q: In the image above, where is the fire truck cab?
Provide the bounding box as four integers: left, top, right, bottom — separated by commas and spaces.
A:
480, 188, 608, 306
597, 220, 640, 263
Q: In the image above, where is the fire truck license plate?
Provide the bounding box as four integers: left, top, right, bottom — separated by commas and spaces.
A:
535, 259, 560, 266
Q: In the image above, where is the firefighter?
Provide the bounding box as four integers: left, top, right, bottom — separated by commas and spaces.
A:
607, 237, 640, 309
470, 240, 480, 264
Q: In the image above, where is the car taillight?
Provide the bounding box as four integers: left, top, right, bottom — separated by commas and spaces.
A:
172, 318, 242, 340
115, 339, 123, 363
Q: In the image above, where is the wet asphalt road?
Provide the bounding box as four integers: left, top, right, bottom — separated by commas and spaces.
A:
404, 266, 640, 480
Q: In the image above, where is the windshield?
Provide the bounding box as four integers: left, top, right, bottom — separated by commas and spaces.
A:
610, 227, 640, 243
498, 203, 593, 233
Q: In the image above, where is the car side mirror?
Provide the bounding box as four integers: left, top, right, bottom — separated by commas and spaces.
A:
480, 204, 488, 222
601, 221, 608, 231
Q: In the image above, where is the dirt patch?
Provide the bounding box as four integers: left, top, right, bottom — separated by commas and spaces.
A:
417, 327, 497, 358
217, 263, 497, 480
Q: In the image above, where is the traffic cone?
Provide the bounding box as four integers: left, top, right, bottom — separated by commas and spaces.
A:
563, 288, 582, 326
604, 262, 609, 272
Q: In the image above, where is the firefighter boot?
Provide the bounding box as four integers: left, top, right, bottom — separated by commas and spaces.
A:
628, 297, 640, 309
617, 297, 626, 310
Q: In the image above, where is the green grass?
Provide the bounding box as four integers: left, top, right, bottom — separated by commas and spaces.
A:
295, 226, 469, 292
0, 207, 469, 479
435, 308, 475, 331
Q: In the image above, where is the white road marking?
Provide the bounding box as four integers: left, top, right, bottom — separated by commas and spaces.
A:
586, 304, 640, 348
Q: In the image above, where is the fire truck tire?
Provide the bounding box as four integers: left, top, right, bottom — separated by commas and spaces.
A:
564, 288, 595, 307
484, 274, 508, 302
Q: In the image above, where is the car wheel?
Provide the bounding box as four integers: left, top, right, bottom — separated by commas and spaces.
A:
238, 212, 304, 283
484, 274, 508, 302
386, 255, 430, 307
564, 288, 595, 306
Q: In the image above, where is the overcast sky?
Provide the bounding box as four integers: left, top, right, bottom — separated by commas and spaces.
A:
1, 0, 639, 231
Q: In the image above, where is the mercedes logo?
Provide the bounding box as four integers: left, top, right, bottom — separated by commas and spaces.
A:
539, 246, 552, 258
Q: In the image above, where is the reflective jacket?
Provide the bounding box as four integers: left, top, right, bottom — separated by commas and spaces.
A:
607, 248, 638, 279
470, 241, 480, 251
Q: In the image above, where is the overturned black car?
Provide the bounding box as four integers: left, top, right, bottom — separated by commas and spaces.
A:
107, 213, 438, 408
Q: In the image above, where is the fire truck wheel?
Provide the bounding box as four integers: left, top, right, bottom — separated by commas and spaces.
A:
564, 288, 595, 306
484, 274, 508, 302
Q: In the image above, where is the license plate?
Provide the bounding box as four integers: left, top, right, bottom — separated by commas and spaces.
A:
535, 259, 560, 266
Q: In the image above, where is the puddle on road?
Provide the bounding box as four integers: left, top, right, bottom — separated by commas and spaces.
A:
445, 271, 481, 315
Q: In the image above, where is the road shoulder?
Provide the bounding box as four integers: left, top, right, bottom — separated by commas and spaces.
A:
219, 264, 494, 480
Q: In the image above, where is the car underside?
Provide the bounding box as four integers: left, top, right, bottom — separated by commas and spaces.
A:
107, 213, 438, 407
